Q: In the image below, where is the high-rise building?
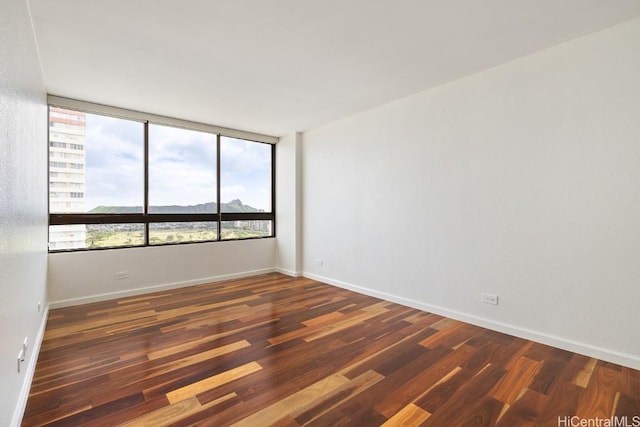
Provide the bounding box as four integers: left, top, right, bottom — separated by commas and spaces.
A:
48, 107, 86, 250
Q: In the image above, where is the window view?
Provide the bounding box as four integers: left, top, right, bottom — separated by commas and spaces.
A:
221, 136, 272, 213
149, 222, 218, 245
48, 105, 275, 251
148, 124, 217, 212
85, 224, 145, 249
48, 108, 144, 250
221, 221, 272, 240
220, 136, 273, 238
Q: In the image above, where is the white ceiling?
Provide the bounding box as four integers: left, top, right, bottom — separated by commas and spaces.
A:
29, 0, 640, 137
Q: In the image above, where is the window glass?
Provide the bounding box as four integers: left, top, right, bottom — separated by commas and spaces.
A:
148, 124, 217, 213
149, 222, 218, 245
49, 224, 145, 250
48, 224, 87, 251
221, 221, 272, 240
86, 223, 145, 248
220, 137, 271, 213
48, 107, 144, 214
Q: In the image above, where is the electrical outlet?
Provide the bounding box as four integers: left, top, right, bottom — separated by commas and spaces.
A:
316, 259, 323, 267
38, 301, 41, 312
482, 293, 499, 305
116, 271, 129, 280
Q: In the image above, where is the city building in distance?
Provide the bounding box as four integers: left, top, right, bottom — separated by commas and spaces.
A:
48, 107, 86, 249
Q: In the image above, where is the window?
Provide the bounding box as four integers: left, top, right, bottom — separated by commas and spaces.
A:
221, 136, 272, 212
48, 101, 276, 251
148, 124, 217, 213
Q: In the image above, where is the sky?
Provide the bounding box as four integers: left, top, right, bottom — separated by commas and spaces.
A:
83, 113, 271, 212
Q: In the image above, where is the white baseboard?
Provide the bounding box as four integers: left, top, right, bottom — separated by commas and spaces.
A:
11, 305, 49, 427
303, 272, 640, 370
49, 267, 277, 309
275, 267, 302, 277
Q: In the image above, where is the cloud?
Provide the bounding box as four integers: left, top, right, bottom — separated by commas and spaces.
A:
85, 114, 144, 209
80, 116, 271, 211
220, 136, 271, 210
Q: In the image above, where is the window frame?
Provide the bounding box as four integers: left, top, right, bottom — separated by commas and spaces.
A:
48, 97, 277, 252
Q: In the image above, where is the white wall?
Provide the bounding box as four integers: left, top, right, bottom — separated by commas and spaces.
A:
0, 0, 48, 425
276, 133, 303, 275
48, 239, 276, 306
302, 18, 640, 368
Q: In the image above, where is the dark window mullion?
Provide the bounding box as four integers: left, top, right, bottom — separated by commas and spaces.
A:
220, 212, 274, 221
216, 134, 221, 241
49, 213, 145, 225
144, 121, 150, 245
147, 213, 219, 222
271, 142, 276, 237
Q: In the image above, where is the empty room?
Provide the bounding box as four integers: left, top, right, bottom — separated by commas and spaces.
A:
2, 0, 640, 425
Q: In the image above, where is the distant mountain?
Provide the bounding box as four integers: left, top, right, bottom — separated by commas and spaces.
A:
89, 199, 261, 214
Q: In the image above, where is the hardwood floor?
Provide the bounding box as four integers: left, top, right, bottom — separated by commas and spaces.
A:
23, 273, 640, 426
